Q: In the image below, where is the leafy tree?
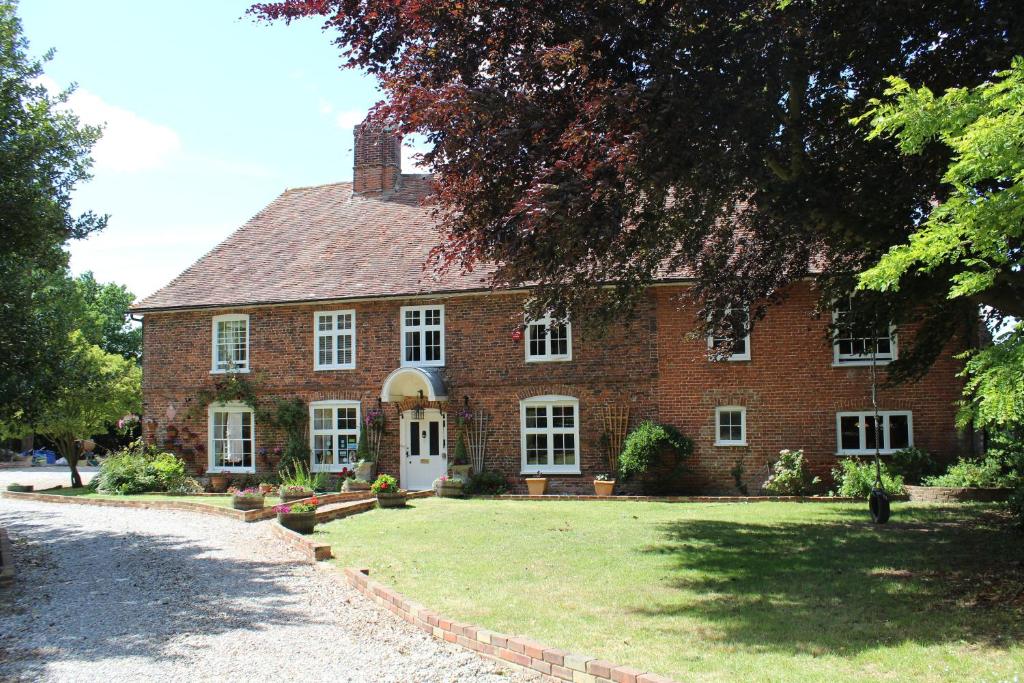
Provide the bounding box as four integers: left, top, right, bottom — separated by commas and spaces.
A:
856, 58, 1024, 429
74, 271, 141, 361
251, 0, 1022, 380
29, 332, 140, 487
0, 1, 106, 420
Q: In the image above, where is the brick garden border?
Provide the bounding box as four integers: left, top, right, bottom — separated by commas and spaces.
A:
0, 527, 13, 586
904, 485, 1012, 503
342, 566, 678, 683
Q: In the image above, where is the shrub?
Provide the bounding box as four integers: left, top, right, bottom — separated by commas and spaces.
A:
464, 471, 508, 496
831, 458, 904, 499
279, 462, 327, 492
95, 445, 189, 495
763, 449, 820, 496
888, 447, 939, 485
371, 473, 399, 495
618, 421, 693, 480
923, 456, 1020, 488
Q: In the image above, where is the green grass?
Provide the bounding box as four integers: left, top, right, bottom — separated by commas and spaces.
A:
34, 487, 281, 509
318, 498, 1024, 682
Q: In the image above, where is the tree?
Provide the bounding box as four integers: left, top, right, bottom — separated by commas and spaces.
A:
0, 1, 106, 420
74, 271, 142, 361
251, 0, 1022, 380
855, 57, 1024, 429
30, 332, 141, 487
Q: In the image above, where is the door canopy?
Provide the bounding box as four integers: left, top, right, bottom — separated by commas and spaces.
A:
380, 366, 448, 403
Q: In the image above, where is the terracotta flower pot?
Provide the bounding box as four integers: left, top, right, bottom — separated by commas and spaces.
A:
208, 473, 229, 493
593, 480, 615, 496
232, 494, 265, 511
277, 511, 316, 534
525, 477, 548, 495
376, 492, 407, 508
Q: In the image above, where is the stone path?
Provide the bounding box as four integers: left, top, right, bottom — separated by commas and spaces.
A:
0, 498, 530, 682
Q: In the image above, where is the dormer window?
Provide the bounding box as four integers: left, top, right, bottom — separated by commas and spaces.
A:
832, 297, 896, 365
212, 314, 249, 373
525, 314, 572, 362
401, 305, 444, 367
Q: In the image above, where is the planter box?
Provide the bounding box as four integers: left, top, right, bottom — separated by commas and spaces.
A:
232, 495, 265, 511
525, 478, 548, 495
436, 483, 464, 498
342, 479, 371, 493
905, 485, 1013, 503
277, 511, 317, 534
377, 492, 407, 508
594, 480, 615, 496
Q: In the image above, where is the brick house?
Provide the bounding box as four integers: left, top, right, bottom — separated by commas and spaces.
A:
131, 122, 967, 494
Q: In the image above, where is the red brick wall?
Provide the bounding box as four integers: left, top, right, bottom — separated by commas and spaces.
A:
654, 281, 967, 493
141, 282, 966, 494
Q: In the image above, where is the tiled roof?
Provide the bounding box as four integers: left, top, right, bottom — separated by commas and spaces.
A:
132, 175, 496, 312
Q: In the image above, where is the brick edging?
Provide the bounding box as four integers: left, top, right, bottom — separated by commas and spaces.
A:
341, 566, 678, 683
476, 494, 866, 503
0, 490, 253, 520
904, 485, 1013, 503
267, 521, 332, 561
0, 527, 13, 586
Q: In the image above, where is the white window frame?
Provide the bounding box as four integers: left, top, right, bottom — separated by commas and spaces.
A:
313, 310, 356, 370
525, 314, 572, 363
211, 313, 250, 374
520, 395, 581, 475
207, 401, 255, 473
835, 411, 913, 455
707, 307, 751, 362
309, 400, 362, 473
400, 304, 445, 367
832, 298, 897, 366
715, 406, 747, 446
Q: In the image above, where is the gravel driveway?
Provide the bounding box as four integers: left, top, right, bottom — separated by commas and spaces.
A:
0, 498, 530, 682
0, 466, 98, 490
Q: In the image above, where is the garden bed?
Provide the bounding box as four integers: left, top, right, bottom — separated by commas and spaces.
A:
318, 497, 1024, 682
905, 485, 1014, 503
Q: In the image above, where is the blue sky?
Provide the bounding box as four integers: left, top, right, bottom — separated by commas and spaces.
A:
19, 0, 425, 300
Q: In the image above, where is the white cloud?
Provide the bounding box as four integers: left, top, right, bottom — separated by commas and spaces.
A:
38, 76, 181, 173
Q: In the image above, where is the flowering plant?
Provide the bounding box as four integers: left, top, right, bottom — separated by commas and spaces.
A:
454, 406, 473, 428
229, 486, 263, 498
275, 496, 318, 514
364, 407, 386, 430
594, 473, 611, 482
117, 413, 139, 430
371, 474, 399, 496
280, 484, 314, 496
340, 467, 356, 479
434, 474, 462, 488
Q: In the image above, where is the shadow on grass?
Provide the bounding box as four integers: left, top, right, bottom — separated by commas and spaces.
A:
0, 506, 324, 678
636, 505, 1024, 655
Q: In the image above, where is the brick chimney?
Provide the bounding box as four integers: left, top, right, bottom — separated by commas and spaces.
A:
353, 118, 402, 194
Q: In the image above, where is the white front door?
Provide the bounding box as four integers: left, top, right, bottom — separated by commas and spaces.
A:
400, 409, 447, 490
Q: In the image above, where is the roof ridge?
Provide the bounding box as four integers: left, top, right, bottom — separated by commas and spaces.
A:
282, 180, 353, 193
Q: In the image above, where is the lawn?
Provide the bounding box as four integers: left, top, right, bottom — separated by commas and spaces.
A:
318, 498, 1024, 682
33, 488, 281, 509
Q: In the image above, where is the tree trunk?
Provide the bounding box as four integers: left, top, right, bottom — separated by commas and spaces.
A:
55, 434, 84, 488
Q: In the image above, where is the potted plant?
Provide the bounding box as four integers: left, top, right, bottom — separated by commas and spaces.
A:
593, 473, 615, 496
208, 472, 229, 493
372, 474, 406, 508
275, 497, 318, 534
6, 483, 33, 493
230, 486, 265, 510
279, 484, 314, 503
354, 423, 377, 481
450, 405, 473, 480
525, 473, 548, 495
434, 475, 464, 498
